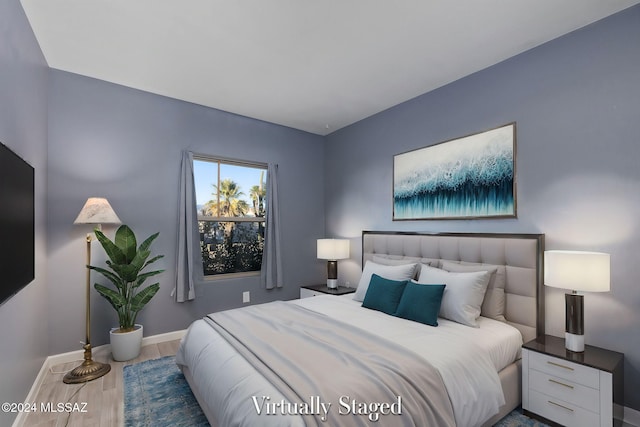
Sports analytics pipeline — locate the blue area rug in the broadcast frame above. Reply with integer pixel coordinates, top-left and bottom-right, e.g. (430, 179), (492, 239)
(494, 408), (551, 427)
(124, 356), (210, 427)
(123, 355), (547, 427)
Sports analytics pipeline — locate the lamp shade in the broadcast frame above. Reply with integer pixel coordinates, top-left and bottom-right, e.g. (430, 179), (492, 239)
(317, 239), (350, 260)
(74, 197), (121, 225)
(544, 250), (610, 292)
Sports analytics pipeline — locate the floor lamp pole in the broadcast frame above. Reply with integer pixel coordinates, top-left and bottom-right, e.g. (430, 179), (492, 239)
(63, 233), (111, 384)
(85, 235), (92, 354)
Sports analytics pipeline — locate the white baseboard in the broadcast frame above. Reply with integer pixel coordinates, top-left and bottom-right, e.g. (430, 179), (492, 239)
(45, 329), (187, 367)
(626, 406), (640, 426)
(12, 329), (186, 427)
(140, 329), (186, 346)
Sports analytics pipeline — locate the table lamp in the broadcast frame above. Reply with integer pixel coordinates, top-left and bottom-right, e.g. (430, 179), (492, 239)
(317, 239), (350, 289)
(544, 250), (610, 352)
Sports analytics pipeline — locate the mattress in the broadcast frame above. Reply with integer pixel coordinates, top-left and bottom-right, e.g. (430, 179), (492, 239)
(176, 294), (523, 427)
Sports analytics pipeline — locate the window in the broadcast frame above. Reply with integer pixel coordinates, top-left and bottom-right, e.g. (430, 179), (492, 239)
(193, 156), (267, 278)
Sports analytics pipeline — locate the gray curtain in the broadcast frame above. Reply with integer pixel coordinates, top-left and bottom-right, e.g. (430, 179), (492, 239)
(174, 150), (199, 301)
(261, 163), (283, 289)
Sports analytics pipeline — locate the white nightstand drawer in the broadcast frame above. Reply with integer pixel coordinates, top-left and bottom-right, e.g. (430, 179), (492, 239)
(529, 389), (599, 427)
(529, 351), (599, 388)
(530, 370), (599, 410)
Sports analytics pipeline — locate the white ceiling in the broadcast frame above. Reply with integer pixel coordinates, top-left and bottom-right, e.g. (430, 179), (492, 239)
(20, 0), (640, 136)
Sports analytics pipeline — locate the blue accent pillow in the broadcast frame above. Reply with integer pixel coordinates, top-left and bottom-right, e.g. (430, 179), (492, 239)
(361, 274), (408, 315)
(394, 282), (446, 326)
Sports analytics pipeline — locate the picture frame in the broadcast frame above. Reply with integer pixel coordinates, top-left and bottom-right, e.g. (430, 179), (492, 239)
(393, 123), (516, 220)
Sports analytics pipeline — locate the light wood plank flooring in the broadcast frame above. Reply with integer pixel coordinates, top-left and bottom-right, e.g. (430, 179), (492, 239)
(19, 339), (181, 427)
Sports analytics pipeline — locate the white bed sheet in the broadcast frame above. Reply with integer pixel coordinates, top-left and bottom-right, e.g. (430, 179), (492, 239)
(176, 294), (523, 427)
(293, 295), (522, 427)
(177, 318), (306, 427)
(297, 294), (523, 373)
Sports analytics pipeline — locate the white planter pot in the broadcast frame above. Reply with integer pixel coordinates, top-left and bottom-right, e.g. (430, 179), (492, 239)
(110, 324), (143, 361)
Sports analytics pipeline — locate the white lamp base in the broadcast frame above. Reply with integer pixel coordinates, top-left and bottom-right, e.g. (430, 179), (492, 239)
(326, 279), (338, 289)
(565, 332), (584, 352)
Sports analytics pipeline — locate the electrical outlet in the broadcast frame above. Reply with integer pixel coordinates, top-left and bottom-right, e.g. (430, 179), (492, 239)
(243, 291), (250, 303)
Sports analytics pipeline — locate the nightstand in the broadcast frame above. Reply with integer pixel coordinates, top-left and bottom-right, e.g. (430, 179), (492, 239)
(300, 284), (356, 299)
(522, 335), (624, 427)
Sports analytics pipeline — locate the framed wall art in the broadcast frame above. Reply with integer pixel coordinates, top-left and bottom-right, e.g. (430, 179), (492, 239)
(393, 122), (516, 220)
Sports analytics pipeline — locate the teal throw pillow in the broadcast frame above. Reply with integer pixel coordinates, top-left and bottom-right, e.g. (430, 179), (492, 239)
(394, 282), (446, 326)
(361, 274), (408, 315)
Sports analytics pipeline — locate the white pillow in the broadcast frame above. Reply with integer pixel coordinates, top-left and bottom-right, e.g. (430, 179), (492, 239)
(415, 264), (491, 327)
(353, 261), (417, 302)
(440, 260), (506, 322)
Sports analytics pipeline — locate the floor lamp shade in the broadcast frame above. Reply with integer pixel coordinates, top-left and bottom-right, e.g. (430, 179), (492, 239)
(317, 239), (350, 289)
(544, 250), (610, 352)
(74, 197), (121, 225)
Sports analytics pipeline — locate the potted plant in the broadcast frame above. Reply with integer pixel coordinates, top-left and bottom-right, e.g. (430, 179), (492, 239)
(89, 225), (164, 361)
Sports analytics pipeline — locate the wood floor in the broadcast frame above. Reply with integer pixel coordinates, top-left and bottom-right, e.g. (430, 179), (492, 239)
(18, 339), (181, 427)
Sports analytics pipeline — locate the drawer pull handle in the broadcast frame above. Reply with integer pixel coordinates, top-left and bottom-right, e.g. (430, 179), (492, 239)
(548, 379), (574, 389)
(548, 401), (574, 412)
(547, 361), (574, 371)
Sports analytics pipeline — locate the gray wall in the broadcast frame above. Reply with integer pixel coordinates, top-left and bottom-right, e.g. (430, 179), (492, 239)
(0, 0), (49, 425)
(325, 6), (640, 410)
(47, 70), (326, 355)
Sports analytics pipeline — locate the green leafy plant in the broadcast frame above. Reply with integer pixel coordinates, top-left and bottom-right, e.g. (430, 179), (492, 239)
(90, 225), (164, 332)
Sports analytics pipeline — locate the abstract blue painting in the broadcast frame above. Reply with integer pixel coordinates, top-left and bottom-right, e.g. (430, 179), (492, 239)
(393, 123), (516, 220)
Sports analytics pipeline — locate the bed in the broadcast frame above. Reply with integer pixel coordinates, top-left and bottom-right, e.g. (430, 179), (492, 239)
(176, 231), (545, 427)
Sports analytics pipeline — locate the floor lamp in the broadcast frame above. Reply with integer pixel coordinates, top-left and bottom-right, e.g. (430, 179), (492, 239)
(63, 197), (121, 384)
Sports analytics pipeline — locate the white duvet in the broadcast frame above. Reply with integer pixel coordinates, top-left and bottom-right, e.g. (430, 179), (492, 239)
(176, 294), (523, 427)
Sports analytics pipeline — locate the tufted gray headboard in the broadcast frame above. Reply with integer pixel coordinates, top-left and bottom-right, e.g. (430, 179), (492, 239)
(362, 231), (545, 343)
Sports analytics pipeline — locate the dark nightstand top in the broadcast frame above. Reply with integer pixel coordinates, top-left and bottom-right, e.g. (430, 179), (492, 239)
(523, 335), (624, 373)
(301, 284), (356, 296)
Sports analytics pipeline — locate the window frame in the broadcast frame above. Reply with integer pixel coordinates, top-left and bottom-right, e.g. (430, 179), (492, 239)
(193, 154), (268, 281)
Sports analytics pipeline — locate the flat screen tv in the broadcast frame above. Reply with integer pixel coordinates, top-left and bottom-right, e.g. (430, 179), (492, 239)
(0, 141), (35, 306)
